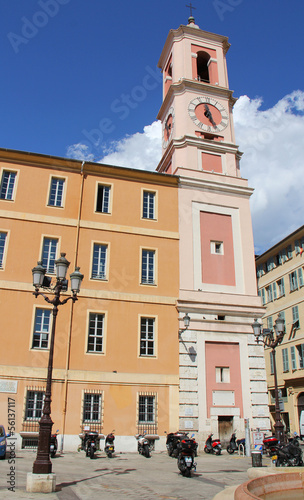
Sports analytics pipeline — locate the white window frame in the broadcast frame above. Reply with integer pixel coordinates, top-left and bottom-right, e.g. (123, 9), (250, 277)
(139, 316), (156, 357)
(32, 307), (51, 349)
(82, 392), (102, 423)
(277, 278), (285, 297)
(210, 241), (224, 255)
(48, 176), (66, 207)
(87, 312), (105, 354)
(41, 237), (58, 274)
(142, 190), (156, 220)
(138, 393), (156, 424)
(289, 271), (298, 292)
(141, 248), (156, 285)
(0, 231), (8, 269)
(95, 183), (112, 214)
(0, 170), (17, 201)
(24, 389), (45, 421)
(91, 242), (108, 280)
(215, 366), (230, 383)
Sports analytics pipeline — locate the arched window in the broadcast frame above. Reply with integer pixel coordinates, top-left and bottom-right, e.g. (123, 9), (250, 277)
(197, 51), (210, 83)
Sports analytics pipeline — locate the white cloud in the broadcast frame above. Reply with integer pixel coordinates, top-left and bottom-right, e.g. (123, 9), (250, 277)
(66, 143), (95, 162)
(233, 90), (304, 254)
(99, 121), (162, 171)
(66, 90), (304, 254)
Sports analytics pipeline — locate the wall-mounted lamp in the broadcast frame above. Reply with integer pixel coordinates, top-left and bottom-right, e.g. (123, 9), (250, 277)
(179, 312), (190, 337)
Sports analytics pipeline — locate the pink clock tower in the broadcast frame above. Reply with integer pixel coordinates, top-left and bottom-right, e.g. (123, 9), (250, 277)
(157, 17), (269, 445)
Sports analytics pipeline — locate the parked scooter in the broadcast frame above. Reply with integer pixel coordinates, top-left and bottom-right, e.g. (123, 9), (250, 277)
(204, 433), (222, 455)
(50, 429), (59, 458)
(226, 432), (245, 455)
(177, 434), (197, 477)
(135, 433), (157, 458)
(104, 430), (115, 458)
(166, 431), (188, 458)
(84, 431), (99, 459)
(263, 435), (279, 456)
(274, 436), (303, 467)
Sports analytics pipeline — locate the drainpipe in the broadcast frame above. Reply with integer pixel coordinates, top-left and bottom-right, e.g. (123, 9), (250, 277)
(61, 161), (86, 452)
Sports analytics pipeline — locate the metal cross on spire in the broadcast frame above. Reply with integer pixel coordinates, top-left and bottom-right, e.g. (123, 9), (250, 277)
(186, 2), (196, 18)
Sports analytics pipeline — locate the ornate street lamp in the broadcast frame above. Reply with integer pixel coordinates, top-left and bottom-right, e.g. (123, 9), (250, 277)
(179, 312), (191, 336)
(31, 253), (83, 475)
(252, 313), (285, 444)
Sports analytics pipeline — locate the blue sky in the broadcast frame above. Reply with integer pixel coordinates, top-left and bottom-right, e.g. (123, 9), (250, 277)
(1, 0), (304, 252)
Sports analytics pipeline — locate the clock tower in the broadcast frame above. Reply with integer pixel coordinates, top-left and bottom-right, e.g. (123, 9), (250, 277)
(157, 18), (269, 445)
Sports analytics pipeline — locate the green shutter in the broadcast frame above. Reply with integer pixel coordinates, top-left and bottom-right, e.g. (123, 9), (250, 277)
(291, 346), (297, 370)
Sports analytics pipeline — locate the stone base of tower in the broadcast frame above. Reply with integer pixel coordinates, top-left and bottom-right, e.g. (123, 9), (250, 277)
(178, 323), (270, 452)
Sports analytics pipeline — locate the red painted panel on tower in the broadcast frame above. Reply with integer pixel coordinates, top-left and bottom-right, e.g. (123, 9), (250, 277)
(201, 152), (222, 173)
(200, 211), (235, 286)
(205, 342), (243, 418)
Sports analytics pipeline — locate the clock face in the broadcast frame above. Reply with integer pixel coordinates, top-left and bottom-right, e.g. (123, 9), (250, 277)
(188, 97), (229, 133)
(162, 107), (175, 148)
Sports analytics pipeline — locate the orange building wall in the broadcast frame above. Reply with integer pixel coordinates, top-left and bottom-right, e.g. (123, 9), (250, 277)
(0, 152), (180, 444)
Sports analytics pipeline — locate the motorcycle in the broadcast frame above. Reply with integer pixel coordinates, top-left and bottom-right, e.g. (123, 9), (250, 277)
(274, 436), (303, 467)
(177, 434), (197, 477)
(263, 435), (279, 456)
(204, 433), (222, 455)
(226, 432), (245, 455)
(50, 429), (59, 458)
(166, 431), (188, 458)
(84, 431), (99, 459)
(104, 430), (115, 458)
(135, 433), (157, 458)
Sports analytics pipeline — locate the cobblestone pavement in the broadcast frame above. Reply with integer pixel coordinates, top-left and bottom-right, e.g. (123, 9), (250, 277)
(0, 449), (270, 499)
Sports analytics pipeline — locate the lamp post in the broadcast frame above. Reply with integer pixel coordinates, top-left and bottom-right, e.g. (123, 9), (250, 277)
(179, 312), (190, 337)
(252, 313), (285, 444)
(31, 253), (83, 474)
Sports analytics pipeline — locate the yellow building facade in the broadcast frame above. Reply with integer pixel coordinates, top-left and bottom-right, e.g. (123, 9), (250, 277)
(0, 149), (180, 451)
(256, 226), (304, 436)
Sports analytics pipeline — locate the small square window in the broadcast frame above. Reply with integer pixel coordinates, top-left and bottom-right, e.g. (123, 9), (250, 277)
(211, 241), (224, 255)
(215, 367), (230, 383)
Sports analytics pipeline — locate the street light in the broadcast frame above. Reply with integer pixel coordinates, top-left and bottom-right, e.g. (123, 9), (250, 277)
(31, 253), (83, 475)
(179, 312), (190, 337)
(252, 313), (285, 444)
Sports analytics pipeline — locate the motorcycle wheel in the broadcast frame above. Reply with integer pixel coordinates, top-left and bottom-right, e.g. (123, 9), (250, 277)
(204, 447), (210, 454)
(215, 448), (221, 455)
(89, 447), (94, 459)
(144, 444), (150, 458)
(276, 458), (287, 467)
(107, 451), (113, 458)
(51, 450), (56, 458)
(167, 444), (173, 456)
(227, 446), (234, 455)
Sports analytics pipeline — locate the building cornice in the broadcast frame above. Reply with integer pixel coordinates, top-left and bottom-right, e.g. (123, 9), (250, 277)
(0, 147), (179, 187)
(178, 172), (253, 198)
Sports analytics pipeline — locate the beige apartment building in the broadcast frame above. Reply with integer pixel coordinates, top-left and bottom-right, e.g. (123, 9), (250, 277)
(256, 225), (304, 435)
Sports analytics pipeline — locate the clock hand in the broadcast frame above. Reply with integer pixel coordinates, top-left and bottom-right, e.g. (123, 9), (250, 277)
(204, 104), (216, 128)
